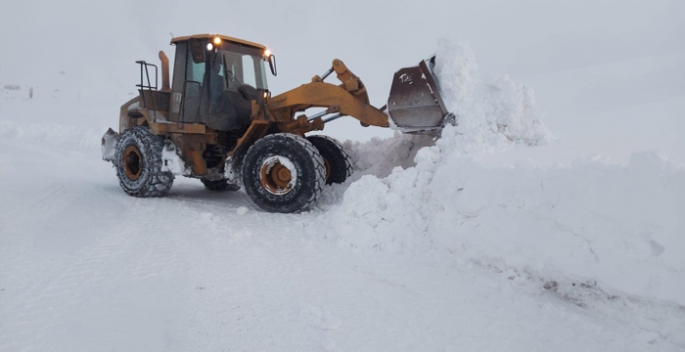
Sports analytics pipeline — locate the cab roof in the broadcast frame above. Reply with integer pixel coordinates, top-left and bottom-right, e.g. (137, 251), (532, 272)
(170, 34), (266, 50)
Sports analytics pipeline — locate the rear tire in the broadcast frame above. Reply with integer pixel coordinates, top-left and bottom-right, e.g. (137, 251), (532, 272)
(115, 127), (174, 197)
(307, 135), (353, 184)
(201, 178), (240, 192)
(241, 133), (326, 213)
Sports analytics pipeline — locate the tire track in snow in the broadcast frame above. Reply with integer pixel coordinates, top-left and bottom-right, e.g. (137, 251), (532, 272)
(0, 199), (148, 351)
(1, 200), (194, 351)
(162, 198), (343, 351)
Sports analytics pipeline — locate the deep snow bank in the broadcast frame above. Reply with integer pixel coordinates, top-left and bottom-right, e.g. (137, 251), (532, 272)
(317, 145), (685, 304)
(312, 39), (684, 305)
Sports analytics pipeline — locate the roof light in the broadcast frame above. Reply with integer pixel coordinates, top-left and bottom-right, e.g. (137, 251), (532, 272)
(213, 37), (222, 45)
(264, 49), (272, 57)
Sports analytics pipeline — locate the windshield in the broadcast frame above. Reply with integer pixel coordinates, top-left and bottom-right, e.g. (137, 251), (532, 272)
(215, 43), (268, 91)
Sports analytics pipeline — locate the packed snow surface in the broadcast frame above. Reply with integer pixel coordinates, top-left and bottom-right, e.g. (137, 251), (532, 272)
(1, 37), (684, 352)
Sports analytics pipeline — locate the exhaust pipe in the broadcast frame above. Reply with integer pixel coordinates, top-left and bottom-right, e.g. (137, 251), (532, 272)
(158, 51), (170, 92)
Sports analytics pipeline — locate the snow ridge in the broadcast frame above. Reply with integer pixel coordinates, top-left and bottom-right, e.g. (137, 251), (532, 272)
(433, 38), (551, 150)
(310, 39), (685, 307)
(0, 119), (100, 152)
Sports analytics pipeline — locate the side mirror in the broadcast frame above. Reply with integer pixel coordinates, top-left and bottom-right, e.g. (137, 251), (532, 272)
(268, 55), (277, 76)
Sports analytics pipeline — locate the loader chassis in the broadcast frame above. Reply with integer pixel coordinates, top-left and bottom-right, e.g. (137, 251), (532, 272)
(103, 33), (452, 213)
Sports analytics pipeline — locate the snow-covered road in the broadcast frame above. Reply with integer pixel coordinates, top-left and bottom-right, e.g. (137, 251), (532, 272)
(1, 128), (684, 351)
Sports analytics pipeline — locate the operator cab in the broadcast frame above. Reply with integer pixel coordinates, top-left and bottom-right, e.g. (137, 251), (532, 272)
(168, 34), (276, 131)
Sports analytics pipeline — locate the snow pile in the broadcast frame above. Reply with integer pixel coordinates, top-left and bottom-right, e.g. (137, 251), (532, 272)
(312, 39), (685, 305)
(341, 133), (435, 178)
(338, 39), (551, 179)
(433, 38), (551, 149)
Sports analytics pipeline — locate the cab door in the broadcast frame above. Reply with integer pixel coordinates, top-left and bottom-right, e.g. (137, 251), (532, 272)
(168, 39), (209, 125)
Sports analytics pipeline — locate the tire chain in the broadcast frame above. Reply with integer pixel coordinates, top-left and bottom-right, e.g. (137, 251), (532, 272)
(115, 127), (174, 197)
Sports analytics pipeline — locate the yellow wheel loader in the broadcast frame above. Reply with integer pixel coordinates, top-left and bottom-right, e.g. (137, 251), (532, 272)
(102, 34), (452, 213)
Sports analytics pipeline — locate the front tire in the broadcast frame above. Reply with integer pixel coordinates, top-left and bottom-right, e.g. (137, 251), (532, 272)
(115, 127), (173, 197)
(241, 133), (326, 213)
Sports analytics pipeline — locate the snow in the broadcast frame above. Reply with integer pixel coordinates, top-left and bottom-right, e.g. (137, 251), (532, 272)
(312, 40), (685, 307)
(2, 1), (685, 351)
(433, 39), (551, 147)
(318, 140), (685, 303)
(161, 142), (188, 175)
(0, 120), (100, 152)
(236, 206), (249, 215)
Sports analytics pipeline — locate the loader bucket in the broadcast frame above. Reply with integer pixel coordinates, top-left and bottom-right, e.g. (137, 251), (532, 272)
(387, 56), (453, 133)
